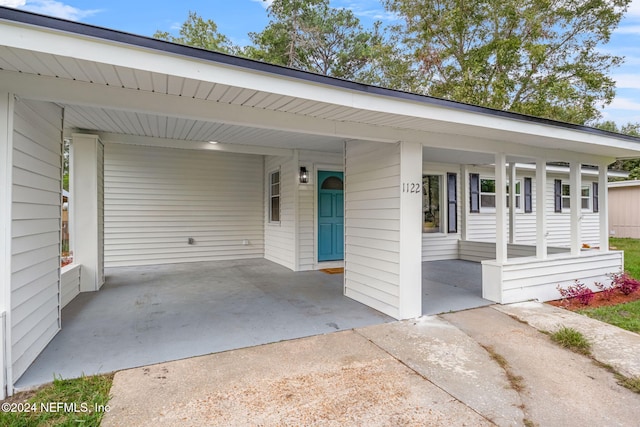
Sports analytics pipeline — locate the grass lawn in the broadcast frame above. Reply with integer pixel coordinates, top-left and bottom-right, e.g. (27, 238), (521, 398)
(578, 300), (640, 333)
(574, 238), (640, 334)
(0, 374), (113, 427)
(610, 237), (640, 279)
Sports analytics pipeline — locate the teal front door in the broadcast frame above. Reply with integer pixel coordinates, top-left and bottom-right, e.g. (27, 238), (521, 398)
(318, 171), (344, 262)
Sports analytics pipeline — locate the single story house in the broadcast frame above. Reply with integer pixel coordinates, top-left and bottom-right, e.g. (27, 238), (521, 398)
(1, 7), (640, 397)
(609, 180), (640, 238)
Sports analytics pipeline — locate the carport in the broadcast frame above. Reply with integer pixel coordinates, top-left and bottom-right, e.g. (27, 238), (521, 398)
(15, 259), (487, 390)
(15, 259), (391, 389)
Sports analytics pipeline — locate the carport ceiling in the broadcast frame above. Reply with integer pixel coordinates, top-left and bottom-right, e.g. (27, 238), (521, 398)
(62, 104), (347, 153)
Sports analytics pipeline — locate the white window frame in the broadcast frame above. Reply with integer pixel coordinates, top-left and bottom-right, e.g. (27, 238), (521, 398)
(479, 177), (497, 213)
(269, 169), (281, 223)
(561, 182), (591, 212)
(506, 180), (522, 212)
(479, 178), (523, 213)
(581, 184), (591, 210)
(422, 174), (444, 233)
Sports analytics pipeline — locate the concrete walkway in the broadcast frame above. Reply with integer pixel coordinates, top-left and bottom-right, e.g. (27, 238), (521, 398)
(102, 303), (640, 426)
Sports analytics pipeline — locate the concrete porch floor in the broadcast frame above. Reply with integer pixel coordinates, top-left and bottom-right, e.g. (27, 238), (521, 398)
(422, 260), (493, 315)
(15, 259), (490, 390)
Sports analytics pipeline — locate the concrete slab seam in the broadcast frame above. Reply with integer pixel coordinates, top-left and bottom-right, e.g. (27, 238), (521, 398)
(352, 326), (498, 426)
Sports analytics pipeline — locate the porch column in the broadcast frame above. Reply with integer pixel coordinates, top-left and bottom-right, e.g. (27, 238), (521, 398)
(398, 141), (423, 319)
(536, 159), (548, 259)
(0, 92), (14, 400)
(570, 161), (582, 256)
(343, 140), (422, 320)
(71, 133), (105, 292)
(598, 161), (609, 251)
(495, 153), (507, 263)
(460, 164), (469, 241)
(508, 162), (516, 244)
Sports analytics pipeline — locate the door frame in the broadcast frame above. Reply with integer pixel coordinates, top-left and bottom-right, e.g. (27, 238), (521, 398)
(313, 164), (344, 269)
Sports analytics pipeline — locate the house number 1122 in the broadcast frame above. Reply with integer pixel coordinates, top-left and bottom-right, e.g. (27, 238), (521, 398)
(402, 182), (421, 193)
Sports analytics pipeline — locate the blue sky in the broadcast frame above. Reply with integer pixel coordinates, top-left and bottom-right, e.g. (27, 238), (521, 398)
(1, 0), (639, 126)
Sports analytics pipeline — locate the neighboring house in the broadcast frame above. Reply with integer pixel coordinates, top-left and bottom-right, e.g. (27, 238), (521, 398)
(1, 7), (640, 397)
(609, 180), (640, 238)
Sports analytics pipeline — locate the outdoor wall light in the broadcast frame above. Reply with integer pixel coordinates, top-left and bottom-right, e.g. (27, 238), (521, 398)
(299, 166), (309, 184)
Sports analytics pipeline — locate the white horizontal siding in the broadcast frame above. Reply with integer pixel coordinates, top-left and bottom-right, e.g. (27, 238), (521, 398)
(297, 150), (343, 271)
(545, 174), (600, 247)
(422, 234), (460, 261)
(465, 167), (601, 247)
(344, 141), (401, 318)
(11, 99), (62, 382)
(483, 251), (623, 304)
(60, 264), (81, 308)
(264, 155), (295, 270)
(104, 143), (264, 267)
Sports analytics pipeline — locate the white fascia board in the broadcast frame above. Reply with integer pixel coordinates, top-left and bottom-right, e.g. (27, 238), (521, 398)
(514, 163), (628, 177)
(608, 179), (640, 188)
(2, 20), (640, 155)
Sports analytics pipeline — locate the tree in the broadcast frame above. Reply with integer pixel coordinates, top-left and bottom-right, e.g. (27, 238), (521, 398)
(384, 0), (631, 124)
(599, 121), (640, 180)
(153, 11), (236, 54)
(244, 0), (398, 82)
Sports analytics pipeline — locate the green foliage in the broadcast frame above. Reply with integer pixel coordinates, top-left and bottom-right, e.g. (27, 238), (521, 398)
(601, 123), (640, 180)
(153, 11), (237, 54)
(550, 326), (591, 355)
(610, 238), (640, 279)
(0, 374), (113, 427)
(578, 300), (640, 333)
(244, 0), (404, 83)
(384, 0), (631, 124)
(62, 138), (69, 191)
(617, 375), (640, 393)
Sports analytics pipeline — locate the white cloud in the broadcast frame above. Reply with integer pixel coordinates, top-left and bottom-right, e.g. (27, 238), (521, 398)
(340, 0), (399, 21)
(251, 0), (272, 9)
(0, 0), (26, 7)
(627, 0), (640, 18)
(616, 24), (640, 34)
(614, 74), (640, 89)
(607, 97), (640, 111)
(1, 0), (100, 21)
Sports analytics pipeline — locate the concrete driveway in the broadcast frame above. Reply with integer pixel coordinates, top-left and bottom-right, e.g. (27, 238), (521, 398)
(102, 303), (640, 426)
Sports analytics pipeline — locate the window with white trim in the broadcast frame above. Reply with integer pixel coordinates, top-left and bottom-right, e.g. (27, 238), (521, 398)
(472, 177), (523, 213)
(559, 182), (590, 211)
(480, 178), (496, 210)
(581, 185), (591, 210)
(423, 175), (442, 232)
(506, 180), (522, 210)
(269, 169), (280, 223)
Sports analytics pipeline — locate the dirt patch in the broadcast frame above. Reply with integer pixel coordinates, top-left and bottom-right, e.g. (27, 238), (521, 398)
(547, 288), (640, 311)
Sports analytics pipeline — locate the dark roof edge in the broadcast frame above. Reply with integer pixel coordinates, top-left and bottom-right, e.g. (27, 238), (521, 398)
(1, 6), (639, 144)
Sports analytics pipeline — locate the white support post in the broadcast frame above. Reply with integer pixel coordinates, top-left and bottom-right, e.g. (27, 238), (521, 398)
(508, 162), (516, 244)
(0, 92), (14, 399)
(599, 161), (609, 251)
(398, 141), (423, 319)
(460, 164), (469, 242)
(570, 161), (582, 256)
(71, 134), (103, 292)
(495, 153), (508, 263)
(536, 159), (547, 259)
